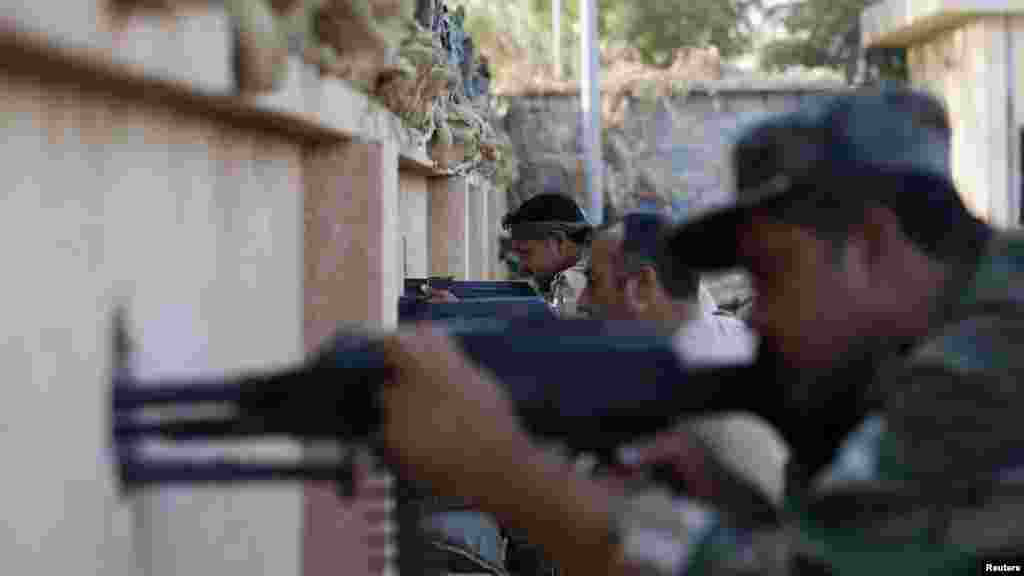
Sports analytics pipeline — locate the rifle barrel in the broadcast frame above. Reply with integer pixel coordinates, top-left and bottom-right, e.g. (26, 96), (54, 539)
(118, 460), (345, 486)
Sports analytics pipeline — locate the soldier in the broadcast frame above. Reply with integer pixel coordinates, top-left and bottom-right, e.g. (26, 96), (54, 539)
(430, 193), (592, 318)
(578, 212), (788, 515)
(376, 87), (1024, 574)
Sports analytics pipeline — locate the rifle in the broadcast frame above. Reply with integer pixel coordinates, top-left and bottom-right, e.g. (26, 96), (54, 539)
(111, 311), (769, 491)
(397, 295), (554, 323)
(403, 277), (538, 299)
(110, 299), (780, 575)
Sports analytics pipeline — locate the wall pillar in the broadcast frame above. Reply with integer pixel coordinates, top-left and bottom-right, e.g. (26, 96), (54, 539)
(428, 176), (470, 279)
(488, 187), (509, 280)
(302, 139), (400, 576)
(467, 176), (490, 280)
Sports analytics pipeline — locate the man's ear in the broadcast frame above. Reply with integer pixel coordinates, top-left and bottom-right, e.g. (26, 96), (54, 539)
(549, 232), (569, 255)
(623, 275), (645, 313)
(858, 203), (902, 271)
(624, 265), (659, 311)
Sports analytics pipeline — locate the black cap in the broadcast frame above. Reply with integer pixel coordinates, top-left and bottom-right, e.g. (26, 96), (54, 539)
(666, 87), (953, 271)
(503, 193), (591, 240)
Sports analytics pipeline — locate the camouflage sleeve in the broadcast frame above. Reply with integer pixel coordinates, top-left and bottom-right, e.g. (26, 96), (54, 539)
(753, 314), (1024, 575)
(612, 488), (791, 576)
(612, 489), (723, 576)
(794, 367), (1017, 573)
(876, 313), (1024, 483)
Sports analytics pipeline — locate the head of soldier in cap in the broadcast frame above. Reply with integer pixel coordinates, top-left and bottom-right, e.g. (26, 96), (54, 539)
(502, 193), (592, 289)
(580, 212), (702, 326)
(667, 87), (991, 380)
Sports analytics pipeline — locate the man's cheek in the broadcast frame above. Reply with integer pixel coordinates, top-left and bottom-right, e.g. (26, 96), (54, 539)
(757, 304), (806, 363)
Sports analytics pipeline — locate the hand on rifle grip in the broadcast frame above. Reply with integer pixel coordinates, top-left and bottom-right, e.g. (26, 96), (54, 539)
(375, 325), (532, 505)
(423, 287), (459, 303)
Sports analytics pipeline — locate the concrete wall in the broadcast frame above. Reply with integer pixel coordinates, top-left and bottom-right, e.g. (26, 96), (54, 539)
(429, 178), (471, 280)
(467, 175), (492, 280)
(504, 89), (841, 218)
(502, 89), (844, 305)
(0, 49), (487, 576)
(0, 72), (303, 575)
(401, 175), (431, 279)
(488, 178), (509, 280)
(907, 15), (1024, 227)
(0, 2), (502, 574)
(303, 138), (402, 576)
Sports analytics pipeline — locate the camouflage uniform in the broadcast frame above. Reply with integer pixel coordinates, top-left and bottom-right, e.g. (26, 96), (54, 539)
(788, 230), (1024, 573)
(615, 89), (1024, 575)
(613, 232), (1024, 576)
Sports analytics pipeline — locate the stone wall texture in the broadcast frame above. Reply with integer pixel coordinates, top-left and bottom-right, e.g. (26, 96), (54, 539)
(503, 88), (841, 220)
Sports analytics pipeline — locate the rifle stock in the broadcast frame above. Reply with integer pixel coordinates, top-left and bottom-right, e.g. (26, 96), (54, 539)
(114, 321), (738, 438)
(403, 278), (538, 299)
(113, 317), (765, 479)
(111, 307), (780, 576)
(113, 285), (787, 530)
(397, 295), (554, 323)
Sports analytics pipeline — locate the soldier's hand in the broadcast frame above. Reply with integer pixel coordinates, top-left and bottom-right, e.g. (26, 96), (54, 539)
(425, 288), (459, 303)
(617, 427), (719, 502)
(378, 324), (532, 500)
(618, 424), (780, 526)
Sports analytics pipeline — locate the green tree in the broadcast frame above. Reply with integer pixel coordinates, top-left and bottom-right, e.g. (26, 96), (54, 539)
(760, 0), (907, 82)
(527, 0), (758, 67)
(616, 0), (760, 65)
(526, 0), (625, 40)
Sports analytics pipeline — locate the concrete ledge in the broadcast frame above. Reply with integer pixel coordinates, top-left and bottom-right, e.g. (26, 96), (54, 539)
(245, 55), (438, 170)
(862, 0), (1024, 47)
(497, 77), (847, 98)
(0, 0), (446, 174)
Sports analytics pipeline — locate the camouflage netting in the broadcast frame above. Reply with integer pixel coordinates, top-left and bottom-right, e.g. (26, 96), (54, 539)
(495, 44), (724, 128)
(495, 42), (844, 128)
(287, 0), (516, 181)
(117, 0), (516, 185)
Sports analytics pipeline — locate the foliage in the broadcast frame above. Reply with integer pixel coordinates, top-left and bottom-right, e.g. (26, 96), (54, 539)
(455, 0), (757, 78)
(760, 0), (908, 83)
(525, 0), (757, 67)
(525, 0), (624, 39)
(613, 0), (759, 65)
(760, 36), (827, 70)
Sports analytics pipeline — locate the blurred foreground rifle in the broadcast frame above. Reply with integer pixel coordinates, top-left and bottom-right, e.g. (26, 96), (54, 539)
(398, 295), (553, 324)
(111, 306), (774, 521)
(403, 277), (538, 299)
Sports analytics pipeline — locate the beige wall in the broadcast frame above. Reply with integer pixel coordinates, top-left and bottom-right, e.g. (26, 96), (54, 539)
(400, 175), (430, 279)
(0, 3), (502, 575)
(1011, 16), (1024, 226)
(907, 15), (1022, 227)
(429, 177), (471, 279)
(302, 139), (402, 576)
(0, 72), (303, 575)
(489, 187), (509, 280)
(467, 175), (490, 280)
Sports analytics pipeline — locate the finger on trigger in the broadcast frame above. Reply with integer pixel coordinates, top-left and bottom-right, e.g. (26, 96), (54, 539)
(618, 432), (682, 468)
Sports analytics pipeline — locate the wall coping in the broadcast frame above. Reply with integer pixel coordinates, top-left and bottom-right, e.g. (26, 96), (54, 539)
(0, 1), (452, 175)
(862, 0), (1024, 47)
(499, 79), (846, 99)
